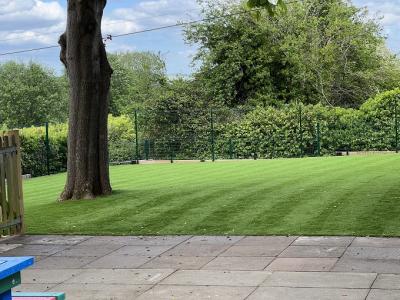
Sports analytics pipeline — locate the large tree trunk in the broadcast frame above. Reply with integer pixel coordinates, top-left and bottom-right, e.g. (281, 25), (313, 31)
(58, 0), (112, 201)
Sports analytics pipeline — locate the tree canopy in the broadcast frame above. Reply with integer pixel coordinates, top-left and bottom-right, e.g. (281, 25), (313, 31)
(246, 0), (287, 15)
(108, 51), (167, 116)
(0, 61), (68, 128)
(186, 0), (400, 108)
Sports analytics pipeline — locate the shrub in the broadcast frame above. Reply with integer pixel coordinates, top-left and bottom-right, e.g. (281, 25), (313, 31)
(218, 89), (400, 158)
(19, 115), (135, 176)
(20, 123), (68, 176)
(13, 88), (400, 176)
(108, 115), (135, 162)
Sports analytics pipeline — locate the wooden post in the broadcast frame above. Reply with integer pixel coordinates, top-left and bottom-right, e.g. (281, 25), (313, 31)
(0, 131), (24, 235)
(11, 131), (24, 234)
(0, 134), (8, 236)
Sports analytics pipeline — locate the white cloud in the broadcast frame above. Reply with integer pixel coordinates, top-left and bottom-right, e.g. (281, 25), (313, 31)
(102, 17), (141, 36)
(0, 0), (35, 15)
(0, 0), (65, 45)
(0, 0), (201, 47)
(0, 0), (64, 31)
(109, 0), (200, 29)
(355, 0), (400, 26)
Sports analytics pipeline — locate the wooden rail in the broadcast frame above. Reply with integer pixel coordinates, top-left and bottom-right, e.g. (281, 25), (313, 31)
(0, 131), (24, 235)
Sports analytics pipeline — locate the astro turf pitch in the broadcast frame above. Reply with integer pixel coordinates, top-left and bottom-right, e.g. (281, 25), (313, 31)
(23, 155), (400, 236)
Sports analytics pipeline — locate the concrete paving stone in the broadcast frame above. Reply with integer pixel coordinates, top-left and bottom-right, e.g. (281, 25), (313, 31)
(367, 289), (400, 300)
(48, 283), (152, 300)
(1, 244), (68, 256)
(0, 244), (22, 252)
(53, 244), (122, 257)
(266, 258), (338, 272)
(140, 256), (214, 270)
(13, 283), (55, 293)
(248, 287), (369, 300)
(184, 236), (244, 245)
(21, 269), (82, 284)
(112, 245), (174, 256)
(352, 237), (400, 248)
(220, 245), (286, 257)
(372, 274), (400, 289)
(293, 236), (354, 247)
(343, 247), (400, 260)
(0, 235), (91, 245)
(66, 268), (175, 285)
(202, 256), (274, 271)
(79, 235), (191, 246)
(163, 244), (231, 257)
(332, 258), (400, 274)
(236, 236), (297, 247)
(84, 254), (153, 269)
(22, 235), (91, 245)
(159, 270), (271, 286)
(31, 256), (98, 269)
(262, 272), (376, 288)
(279, 246), (346, 258)
(137, 285), (255, 300)
(0, 235), (49, 244)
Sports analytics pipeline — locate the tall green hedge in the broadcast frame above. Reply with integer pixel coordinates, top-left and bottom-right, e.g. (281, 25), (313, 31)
(20, 115), (134, 177)
(218, 88), (400, 159)
(16, 88), (400, 176)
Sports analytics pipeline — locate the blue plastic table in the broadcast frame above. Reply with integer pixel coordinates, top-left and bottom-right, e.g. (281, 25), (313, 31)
(0, 257), (34, 300)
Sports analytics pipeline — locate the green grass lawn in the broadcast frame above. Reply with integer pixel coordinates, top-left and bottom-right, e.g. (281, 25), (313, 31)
(24, 155), (400, 236)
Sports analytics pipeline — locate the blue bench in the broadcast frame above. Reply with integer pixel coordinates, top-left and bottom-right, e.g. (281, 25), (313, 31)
(0, 257), (33, 300)
(0, 257), (65, 300)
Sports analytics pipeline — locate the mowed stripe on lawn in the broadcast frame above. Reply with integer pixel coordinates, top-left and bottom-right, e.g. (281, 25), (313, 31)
(23, 155), (400, 236)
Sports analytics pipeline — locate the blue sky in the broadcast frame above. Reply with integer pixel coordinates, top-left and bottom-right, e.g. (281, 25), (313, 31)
(0, 0), (399, 76)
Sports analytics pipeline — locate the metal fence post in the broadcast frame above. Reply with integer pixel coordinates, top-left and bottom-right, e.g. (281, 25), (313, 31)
(210, 109), (215, 162)
(229, 138), (234, 159)
(134, 110), (139, 163)
(144, 140), (150, 160)
(45, 122), (50, 175)
(316, 121), (321, 157)
(169, 139), (174, 163)
(299, 104), (303, 157)
(395, 98), (399, 153)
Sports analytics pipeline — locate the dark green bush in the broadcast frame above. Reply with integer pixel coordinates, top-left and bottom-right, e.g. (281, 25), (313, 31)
(17, 88), (400, 176)
(218, 88), (400, 158)
(20, 115), (135, 176)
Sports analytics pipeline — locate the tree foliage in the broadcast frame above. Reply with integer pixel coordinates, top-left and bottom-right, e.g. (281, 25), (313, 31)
(108, 51), (167, 116)
(0, 62), (68, 128)
(246, 0), (287, 15)
(186, 0), (400, 108)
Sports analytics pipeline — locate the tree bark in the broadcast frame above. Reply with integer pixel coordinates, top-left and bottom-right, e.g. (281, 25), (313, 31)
(58, 0), (112, 200)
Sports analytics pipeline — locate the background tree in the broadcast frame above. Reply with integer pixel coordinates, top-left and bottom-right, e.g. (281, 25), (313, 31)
(108, 51), (167, 116)
(186, 0), (400, 108)
(58, 0), (112, 200)
(246, 0), (287, 15)
(0, 62), (68, 128)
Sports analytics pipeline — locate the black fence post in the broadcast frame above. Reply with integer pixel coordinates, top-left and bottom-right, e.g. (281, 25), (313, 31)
(299, 104), (303, 157)
(316, 121), (321, 157)
(395, 98), (399, 153)
(45, 122), (50, 175)
(210, 109), (215, 162)
(169, 139), (174, 163)
(229, 138), (234, 159)
(144, 140), (150, 160)
(134, 110), (139, 163)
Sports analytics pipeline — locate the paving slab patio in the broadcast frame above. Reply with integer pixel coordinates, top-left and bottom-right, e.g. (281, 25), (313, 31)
(1, 235), (400, 299)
